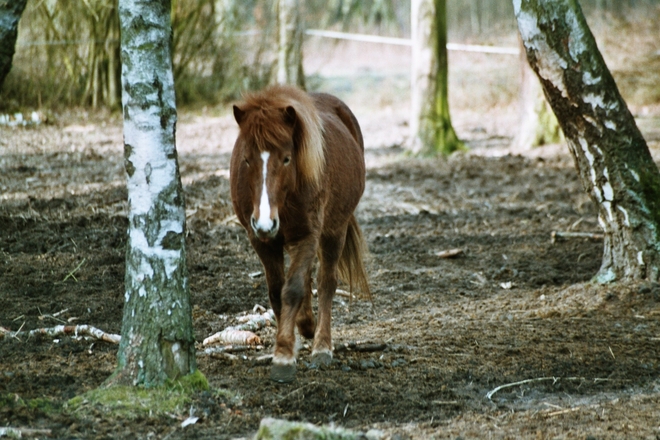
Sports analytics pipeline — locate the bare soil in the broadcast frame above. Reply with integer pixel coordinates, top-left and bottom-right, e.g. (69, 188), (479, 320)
(1, 99), (659, 440)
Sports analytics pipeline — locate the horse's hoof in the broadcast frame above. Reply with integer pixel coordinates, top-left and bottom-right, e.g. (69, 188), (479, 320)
(311, 351), (333, 367)
(271, 362), (296, 383)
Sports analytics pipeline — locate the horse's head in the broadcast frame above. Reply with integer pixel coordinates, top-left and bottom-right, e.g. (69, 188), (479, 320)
(231, 86), (325, 242)
(233, 104), (297, 241)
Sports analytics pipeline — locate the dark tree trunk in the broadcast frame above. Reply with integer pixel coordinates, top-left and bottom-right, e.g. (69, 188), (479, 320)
(0, 0), (28, 89)
(108, 0), (196, 387)
(514, 0), (660, 282)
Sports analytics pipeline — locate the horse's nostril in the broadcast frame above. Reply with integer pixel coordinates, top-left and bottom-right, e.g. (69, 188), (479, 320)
(250, 215), (258, 231)
(272, 217), (279, 232)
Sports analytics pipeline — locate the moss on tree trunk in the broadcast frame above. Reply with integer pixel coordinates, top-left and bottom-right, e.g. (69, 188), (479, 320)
(410, 0), (463, 156)
(514, 0), (660, 282)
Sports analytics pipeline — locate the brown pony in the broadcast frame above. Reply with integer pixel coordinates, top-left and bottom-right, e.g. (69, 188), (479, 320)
(230, 85), (370, 382)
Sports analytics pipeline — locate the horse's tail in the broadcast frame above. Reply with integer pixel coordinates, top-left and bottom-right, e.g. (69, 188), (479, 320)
(338, 214), (371, 300)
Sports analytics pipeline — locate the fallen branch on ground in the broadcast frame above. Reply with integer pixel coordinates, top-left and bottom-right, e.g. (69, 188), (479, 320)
(334, 341), (387, 353)
(200, 344), (267, 361)
(0, 324), (120, 344)
(551, 231), (603, 243)
(0, 427), (52, 437)
(434, 248), (464, 258)
(203, 309), (275, 346)
(201, 344), (259, 355)
(203, 329), (261, 346)
(486, 376), (608, 400)
(234, 309), (275, 331)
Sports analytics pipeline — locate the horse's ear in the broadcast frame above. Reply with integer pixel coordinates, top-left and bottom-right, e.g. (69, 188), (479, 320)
(283, 106), (297, 127)
(233, 105), (246, 125)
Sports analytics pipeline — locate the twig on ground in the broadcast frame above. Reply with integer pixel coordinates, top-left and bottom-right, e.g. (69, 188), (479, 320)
(252, 354), (273, 365)
(220, 214), (240, 226)
(207, 351), (239, 361)
(431, 400), (459, 405)
(434, 248), (464, 258)
(487, 377), (559, 399)
(0, 324), (121, 344)
(312, 288), (352, 299)
(0, 427), (53, 437)
(545, 406), (582, 417)
(551, 231), (603, 243)
(486, 376), (610, 400)
(200, 344), (257, 356)
(38, 307), (69, 323)
(62, 258), (87, 282)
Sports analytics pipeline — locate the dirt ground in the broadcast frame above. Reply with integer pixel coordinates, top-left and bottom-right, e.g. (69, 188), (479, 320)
(1, 98), (659, 439)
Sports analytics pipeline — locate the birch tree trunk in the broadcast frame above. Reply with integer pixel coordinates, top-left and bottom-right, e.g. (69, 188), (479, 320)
(0, 0), (28, 89)
(109, 0), (196, 387)
(514, 0), (660, 282)
(410, 0), (462, 156)
(276, 0), (305, 88)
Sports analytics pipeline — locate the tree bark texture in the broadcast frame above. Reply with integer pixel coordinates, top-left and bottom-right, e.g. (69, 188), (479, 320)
(0, 0), (27, 89)
(514, 0), (660, 282)
(276, 0), (305, 88)
(410, 0), (462, 156)
(111, 0), (196, 387)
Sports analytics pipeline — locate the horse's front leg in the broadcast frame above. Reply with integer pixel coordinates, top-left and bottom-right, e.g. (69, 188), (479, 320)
(250, 239), (285, 325)
(271, 238), (317, 383)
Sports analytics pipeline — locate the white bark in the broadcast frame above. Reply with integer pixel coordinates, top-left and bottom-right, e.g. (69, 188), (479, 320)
(112, 0), (196, 387)
(276, 0), (305, 88)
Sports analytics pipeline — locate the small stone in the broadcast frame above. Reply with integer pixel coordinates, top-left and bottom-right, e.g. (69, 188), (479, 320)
(360, 359), (376, 370)
(365, 428), (385, 440)
(638, 283), (652, 294)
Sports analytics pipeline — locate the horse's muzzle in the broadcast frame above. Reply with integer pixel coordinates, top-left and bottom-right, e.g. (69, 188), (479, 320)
(250, 214), (279, 241)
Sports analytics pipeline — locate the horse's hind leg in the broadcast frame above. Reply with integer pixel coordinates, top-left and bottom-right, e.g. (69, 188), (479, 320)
(311, 233), (345, 366)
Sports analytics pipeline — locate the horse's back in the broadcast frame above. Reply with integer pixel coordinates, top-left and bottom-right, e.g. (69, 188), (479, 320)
(311, 93), (364, 151)
(306, 92), (365, 235)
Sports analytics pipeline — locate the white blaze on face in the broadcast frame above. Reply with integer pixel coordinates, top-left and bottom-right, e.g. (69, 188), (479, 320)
(256, 151), (274, 231)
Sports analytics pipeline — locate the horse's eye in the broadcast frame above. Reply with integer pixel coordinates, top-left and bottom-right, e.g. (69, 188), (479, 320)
(283, 156), (291, 165)
(244, 158), (249, 167)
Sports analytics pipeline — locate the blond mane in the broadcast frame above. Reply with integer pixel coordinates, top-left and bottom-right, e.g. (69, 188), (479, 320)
(237, 85), (325, 188)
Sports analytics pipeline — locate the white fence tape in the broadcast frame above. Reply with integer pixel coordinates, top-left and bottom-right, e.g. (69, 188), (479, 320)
(305, 29), (519, 55)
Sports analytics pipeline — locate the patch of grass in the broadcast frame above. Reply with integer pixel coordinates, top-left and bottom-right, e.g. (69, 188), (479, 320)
(66, 370), (209, 420)
(0, 393), (59, 414)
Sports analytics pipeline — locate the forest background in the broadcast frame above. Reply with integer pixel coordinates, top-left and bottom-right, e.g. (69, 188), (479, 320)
(3, 0), (660, 114)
